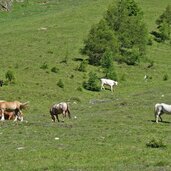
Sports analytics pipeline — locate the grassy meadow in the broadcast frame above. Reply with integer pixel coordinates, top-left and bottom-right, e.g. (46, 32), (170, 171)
(0, 0), (171, 170)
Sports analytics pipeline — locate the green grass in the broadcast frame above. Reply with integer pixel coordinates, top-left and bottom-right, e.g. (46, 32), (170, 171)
(0, 0), (171, 170)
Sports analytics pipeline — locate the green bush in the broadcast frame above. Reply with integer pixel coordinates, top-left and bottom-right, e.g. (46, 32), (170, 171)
(77, 86), (83, 92)
(78, 60), (88, 72)
(101, 51), (118, 80)
(57, 79), (64, 88)
(40, 62), (48, 70)
(163, 73), (169, 81)
(5, 70), (15, 83)
(146, 138), (166, 148)
(83, 72), (100, 91)
(51, 67), (59, 73)
(120, 74), (126, 81)
(155, 5), (171, 42)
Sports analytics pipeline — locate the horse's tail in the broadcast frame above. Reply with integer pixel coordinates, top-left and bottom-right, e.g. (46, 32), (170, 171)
(154, 103), (160, 115)
(20, 101), (29, 110)
(67, 104), (71, 118)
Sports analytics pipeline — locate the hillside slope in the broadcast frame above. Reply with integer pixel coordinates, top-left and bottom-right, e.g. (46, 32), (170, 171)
(0, 0), (171, 170)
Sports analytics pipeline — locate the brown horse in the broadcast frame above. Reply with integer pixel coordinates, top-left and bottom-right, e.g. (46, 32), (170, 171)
(4, 110), (15, 120)
(50, 102), (71, 122)
(0, 101), (29, 121)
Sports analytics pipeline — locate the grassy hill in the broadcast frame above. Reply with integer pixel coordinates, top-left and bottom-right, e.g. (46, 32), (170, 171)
(0, 0), (171, 170)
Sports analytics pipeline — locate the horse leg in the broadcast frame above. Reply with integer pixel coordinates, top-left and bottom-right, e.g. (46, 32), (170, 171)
(159, 114), (163, 122)
(56, 115), (60, 122)
(1, 109), (5, 121)
(14, 115), (18, 122)
(14, 109), (23, 122)
(19, 110), (24, 122)
(159, 112), (163, 122)
(111, 85), (113, 92)
(61, 112), (65, 122)
(14, 109), (19, 122)
(67, 109), (71, 119)
(8, 113), (13, 120)
(155, 109), (161, 123)
(101, 83), (105, 90)
(51, 114), (55, 122)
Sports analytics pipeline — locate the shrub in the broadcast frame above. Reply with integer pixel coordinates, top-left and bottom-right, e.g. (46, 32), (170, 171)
(57, 79), (64, 88)
(101, 50), (118, 80)
(77, 86), (83, 92)
(100, 50), (114, 68)
(61, 51), (69, 64)
(121, 47), (140, 65)
(83, 72), (100, 91)
(70, 74), (74, 79)
(147, 60), (154, 68)
(78, 60), (88, 72)
(163, 73), (169, 81)
(155, 5), (171, 42)
(40, 62), (48, 70)
(51, 67), (59, 73)
(5, 70), (15, 83)
(120, 74), (126, 81)
(104, 66), (118, 80)
(146, 138), (166, 148)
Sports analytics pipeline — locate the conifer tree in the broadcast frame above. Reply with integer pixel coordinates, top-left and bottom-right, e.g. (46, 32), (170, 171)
(81, 20), (119, 66)
(81, 0), (148, 66)
(101, 51), (117, 80)
(156, 5), (171, 41)
(105, 0), (148, 65)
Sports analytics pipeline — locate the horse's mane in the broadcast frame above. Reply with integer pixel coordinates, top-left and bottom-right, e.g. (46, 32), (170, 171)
(20, 101), (29, 110)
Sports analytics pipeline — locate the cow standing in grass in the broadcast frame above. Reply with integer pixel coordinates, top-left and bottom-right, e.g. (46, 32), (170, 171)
(50, 102), (71, 122)
(101, 78), (118, 92)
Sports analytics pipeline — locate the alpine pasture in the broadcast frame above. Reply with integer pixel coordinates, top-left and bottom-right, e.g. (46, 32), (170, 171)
(0, 0), (171, 170)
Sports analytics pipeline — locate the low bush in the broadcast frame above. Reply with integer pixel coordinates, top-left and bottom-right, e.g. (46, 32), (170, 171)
(51, 67), (59, 73)
(57, 79), (64, 88)
(146, 137), (166, 148)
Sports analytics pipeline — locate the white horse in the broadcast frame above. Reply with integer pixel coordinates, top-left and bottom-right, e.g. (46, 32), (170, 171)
(50, 102), (71, 122)
(154, 103), (171, 123)
(101, 78), (118, 92)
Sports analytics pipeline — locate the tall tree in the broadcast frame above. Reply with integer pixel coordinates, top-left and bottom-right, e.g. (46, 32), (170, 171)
(81, 0), (148, 66)
(105, 0), (148, 65)
(100, 50), (117, 80)
(156, 5), (171, 42)
(81, 20), (119, 66)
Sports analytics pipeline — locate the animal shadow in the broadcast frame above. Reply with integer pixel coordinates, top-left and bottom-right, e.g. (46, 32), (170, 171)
(150, 120), (171, 124)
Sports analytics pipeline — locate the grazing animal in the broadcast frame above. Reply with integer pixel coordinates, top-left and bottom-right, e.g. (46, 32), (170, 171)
(154, 103), (171, 123)
(3, 110), (15, 120)
(0, 101), (29, 121)
(50, 102), (71, 122)
(101, 78), (118, 92)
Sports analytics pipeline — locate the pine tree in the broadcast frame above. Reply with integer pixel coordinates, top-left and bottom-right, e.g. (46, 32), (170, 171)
(156, 5), (171, 41)
(81, 0), (148, 66)
(105, 0), (148, 65)
(81, 20), (119, 66)
(101, 51), (117, 80)
(83, 72), (100, 91)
